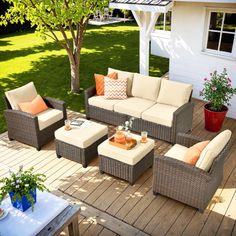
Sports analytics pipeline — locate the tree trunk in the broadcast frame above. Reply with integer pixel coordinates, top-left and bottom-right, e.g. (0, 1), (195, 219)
(70, 59), (80, 93)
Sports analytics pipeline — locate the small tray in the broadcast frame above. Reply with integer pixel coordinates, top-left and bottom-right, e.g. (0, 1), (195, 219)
(109, 137), (137, 150)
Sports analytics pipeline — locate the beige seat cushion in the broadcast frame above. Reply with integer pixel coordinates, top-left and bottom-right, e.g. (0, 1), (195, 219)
(142, 103), (178, 127)
(5, 82), (38, 110)
(131, 73), (162, 101)
(55, 120), (108, 148)
(157, 80), (192, 107)
(165, 144), (188, 161)
(108, 68), (134, 96)
(114, 97), (156, 118)
(37, 108), (63, 130)
(98, 133), (155, 165)
(88, 96), (123, 111)
(196, 130), (232, 171)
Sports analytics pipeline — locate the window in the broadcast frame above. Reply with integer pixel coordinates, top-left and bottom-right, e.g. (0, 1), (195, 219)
(205, 11), (236, 56)
(155, 11), (171, 31)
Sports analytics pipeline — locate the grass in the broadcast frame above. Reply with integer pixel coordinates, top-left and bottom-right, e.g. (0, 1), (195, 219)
(0, 22), (169, 134)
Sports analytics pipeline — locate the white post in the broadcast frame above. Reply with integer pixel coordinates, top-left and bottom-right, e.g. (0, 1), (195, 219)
(132, 11), (161, 75)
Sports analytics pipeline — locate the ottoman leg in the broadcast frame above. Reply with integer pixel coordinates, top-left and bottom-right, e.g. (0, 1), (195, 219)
(82, 163), (88, 168)
(100, 170), (104, 174)
(57, 153), (62, 158)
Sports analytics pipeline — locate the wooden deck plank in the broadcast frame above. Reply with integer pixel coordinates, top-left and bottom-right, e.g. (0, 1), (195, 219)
(98, 228), (117, 236)
(216, 191), (236, 236)
(83, 223), (103, 236)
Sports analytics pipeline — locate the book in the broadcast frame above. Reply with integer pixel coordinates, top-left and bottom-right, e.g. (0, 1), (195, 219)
(70, 119), (85, 126)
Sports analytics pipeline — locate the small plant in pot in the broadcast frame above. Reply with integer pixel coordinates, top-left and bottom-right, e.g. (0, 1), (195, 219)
(200, 68), (236, 132)
(0, 166), (48, 212)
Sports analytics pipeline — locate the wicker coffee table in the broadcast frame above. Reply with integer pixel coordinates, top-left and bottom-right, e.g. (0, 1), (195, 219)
(98, 133), (155, 184)
(55, 119), (108, 168)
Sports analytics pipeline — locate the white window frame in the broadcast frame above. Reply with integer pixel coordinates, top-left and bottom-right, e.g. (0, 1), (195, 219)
(155, 11), (171, 31)
(203, 8), (236, 59)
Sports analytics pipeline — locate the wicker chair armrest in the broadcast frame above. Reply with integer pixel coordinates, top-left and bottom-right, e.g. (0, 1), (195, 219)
(176, 133), (203, 147)
(85, 86), (96, 100)
(43, 97), (65, 110)
(4, 109), (39, 130)
(153, 154), (211, 182)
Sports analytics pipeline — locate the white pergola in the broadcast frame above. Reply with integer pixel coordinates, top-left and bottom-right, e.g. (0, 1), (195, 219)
(109, 0), (173, 75)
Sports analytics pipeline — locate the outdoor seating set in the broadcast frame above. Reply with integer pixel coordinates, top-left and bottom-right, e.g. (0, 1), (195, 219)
(3, 74), (232, 212)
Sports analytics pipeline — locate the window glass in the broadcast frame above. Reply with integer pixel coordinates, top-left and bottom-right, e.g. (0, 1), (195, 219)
(220, 33), (234, 52)
(209, 12), (223, 31)
(207, 32), (220, 50)
(155, 11), (171, 31)
(223, 13), (236, 32)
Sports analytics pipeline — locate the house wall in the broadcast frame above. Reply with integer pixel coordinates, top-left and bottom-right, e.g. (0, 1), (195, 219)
(169, 2), (236, 118)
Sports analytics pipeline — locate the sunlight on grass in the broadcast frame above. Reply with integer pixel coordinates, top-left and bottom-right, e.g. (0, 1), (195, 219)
(0, 23), (169, 134)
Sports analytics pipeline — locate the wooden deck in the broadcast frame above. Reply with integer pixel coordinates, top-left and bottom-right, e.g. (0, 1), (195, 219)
(0, 98), (236, 236)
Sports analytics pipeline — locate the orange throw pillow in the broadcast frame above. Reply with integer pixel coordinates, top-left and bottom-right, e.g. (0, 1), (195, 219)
(18, 95), (48, 115)
(183, 141), (210, 166)
(94, 72), (118, 96)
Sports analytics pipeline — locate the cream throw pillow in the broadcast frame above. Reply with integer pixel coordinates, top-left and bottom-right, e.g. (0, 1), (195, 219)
(156, 80), (192, 107)
(108, 68), (134, 96)
(131, 73), (162, 101)
(196, 130), (232, 171)
(5, 82), (38, 110)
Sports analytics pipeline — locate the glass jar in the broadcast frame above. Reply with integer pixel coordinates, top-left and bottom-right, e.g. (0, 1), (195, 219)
(114, 126), (126, 144)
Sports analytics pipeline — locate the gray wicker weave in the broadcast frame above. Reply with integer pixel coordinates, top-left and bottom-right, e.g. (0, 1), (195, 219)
(99, 149), (154, 185)
(152, 133), (232, 212)
(4, 96), (67, 151)
(85, 86), (194, 143)
(55, 135), (107, 168)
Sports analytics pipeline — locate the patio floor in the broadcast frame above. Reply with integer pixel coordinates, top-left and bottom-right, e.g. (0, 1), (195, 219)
(0, 98), (236, 236)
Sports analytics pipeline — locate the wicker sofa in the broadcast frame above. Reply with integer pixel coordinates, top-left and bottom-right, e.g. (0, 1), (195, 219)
(4, 82), (67, 150)
(85, 68), (194, 143)
(152, 131), (232, 212)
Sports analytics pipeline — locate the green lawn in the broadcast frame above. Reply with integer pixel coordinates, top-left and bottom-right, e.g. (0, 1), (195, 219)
(0, 22), (169, 134)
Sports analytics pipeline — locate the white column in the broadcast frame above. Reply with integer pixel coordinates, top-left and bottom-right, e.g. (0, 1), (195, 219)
(132, 11), (161, 75)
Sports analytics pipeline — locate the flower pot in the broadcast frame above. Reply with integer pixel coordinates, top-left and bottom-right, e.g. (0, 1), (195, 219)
(9, 188), (37, 212)
(204, 104), (228, 132)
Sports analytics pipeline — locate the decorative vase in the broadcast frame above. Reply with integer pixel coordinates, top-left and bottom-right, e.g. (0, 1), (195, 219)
(114, 129), (126, 144)
(9, 188), (37, 212)
(204, 104), (228, 132)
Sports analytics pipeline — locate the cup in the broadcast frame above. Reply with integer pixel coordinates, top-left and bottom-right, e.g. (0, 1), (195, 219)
(126, 131), (132, 144)
(64, 119), (71, 131)
(141, 131), (148, 143)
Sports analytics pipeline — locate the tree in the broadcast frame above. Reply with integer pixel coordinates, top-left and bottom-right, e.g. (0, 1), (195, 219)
(0, 0), (108, 92)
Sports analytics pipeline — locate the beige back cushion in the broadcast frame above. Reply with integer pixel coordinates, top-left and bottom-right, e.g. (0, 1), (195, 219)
(156, 80), (192, 107)
(131, 73), (162, 101)
(5, 82), (38, 110)
(196, 130), (232, 171)
(108, 68), (134, 96)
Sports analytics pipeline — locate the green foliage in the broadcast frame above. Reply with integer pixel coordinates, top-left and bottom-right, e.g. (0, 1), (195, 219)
(200, 69), (236, 111)
(0, 166), (48, 210)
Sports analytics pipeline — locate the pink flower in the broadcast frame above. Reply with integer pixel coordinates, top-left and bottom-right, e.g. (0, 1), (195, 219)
(212, 86), (217, 91)
(228, 78), (231, 82)
(204, 78), (208, 81)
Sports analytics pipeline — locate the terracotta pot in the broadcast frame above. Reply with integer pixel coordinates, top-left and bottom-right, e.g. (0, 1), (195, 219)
(204, 104), (228, 132)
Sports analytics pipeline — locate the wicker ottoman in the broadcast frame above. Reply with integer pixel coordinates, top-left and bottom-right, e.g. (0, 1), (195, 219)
(55, 120), (108, 168)
(98, 133), (155, 184)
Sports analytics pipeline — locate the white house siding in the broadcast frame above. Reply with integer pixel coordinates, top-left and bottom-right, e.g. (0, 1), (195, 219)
(169, 2), (236, 118)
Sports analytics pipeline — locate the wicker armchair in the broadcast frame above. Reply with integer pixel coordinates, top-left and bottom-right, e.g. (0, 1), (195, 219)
(4, 95), (67, 151)
(152, 132), (232, 212)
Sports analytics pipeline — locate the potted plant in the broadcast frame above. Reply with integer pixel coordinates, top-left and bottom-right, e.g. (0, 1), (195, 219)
(200, 69), (236, 132)
(0, 166), (48, 212)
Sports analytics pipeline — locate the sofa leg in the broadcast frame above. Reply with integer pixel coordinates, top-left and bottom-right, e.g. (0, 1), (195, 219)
(9, 137), (14, 141)
(100, 170), (104, 174)
(36, 147), (41, 151)
(82, 163), (88, 168)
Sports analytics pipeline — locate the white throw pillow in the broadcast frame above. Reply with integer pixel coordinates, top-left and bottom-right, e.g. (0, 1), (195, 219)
(196, 130), (232, 171)
(104, 77), (127, 100)
(108, 68), (134, 96)
(156, 80), (192, 107)
(131, 73), (162, 101)
(5, 82), (38, 110)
